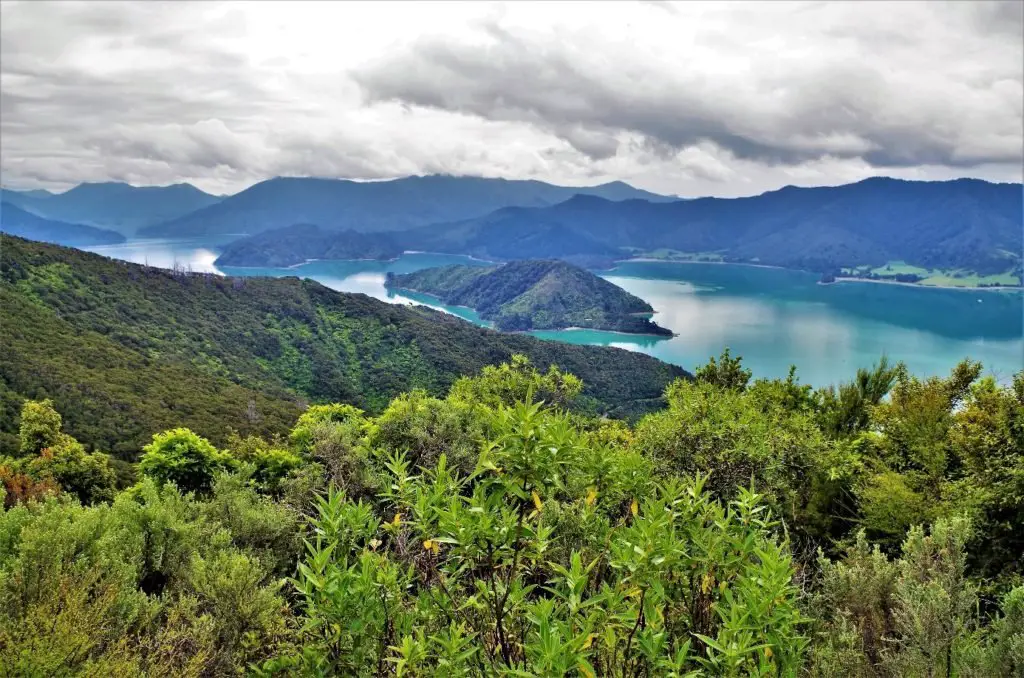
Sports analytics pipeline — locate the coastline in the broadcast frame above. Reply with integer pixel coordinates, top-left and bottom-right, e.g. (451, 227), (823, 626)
(617, 256), (1022, 291)
(824, 276), (1022, 292)
(387, 285), (674, 338)
(533, 326), (676, 339)
(616, 257), (790, 272)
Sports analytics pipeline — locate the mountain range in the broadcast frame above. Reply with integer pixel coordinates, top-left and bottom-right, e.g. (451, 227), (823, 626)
(1, 182), (222, 234)
(4, 175), (1020, 277)
(138, 175), (674, 237)
(400, 177), (1023, 274)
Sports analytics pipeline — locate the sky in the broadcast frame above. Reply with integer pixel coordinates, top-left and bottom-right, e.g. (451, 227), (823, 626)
(1, 0), (1021, 197)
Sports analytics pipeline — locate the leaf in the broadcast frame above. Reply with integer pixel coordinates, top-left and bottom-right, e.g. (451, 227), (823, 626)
(532, 490), (543, 512)
(392, 513), (402, 526)
(630, 499), (639, 517)
(585, 487), (597, 506)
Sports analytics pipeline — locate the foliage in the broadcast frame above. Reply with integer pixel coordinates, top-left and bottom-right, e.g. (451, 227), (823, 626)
(1, 236), (684, 456)
(264, 401), (809, 675)
(1, 399), (117, 505)
(140, 428), (236, 495)
(0, 350), (1021, 675)
(809, 518), (1024, 677)
(387, 260), (673, 335)
(0, 478), (297, 675)
(216, 223), (402, 267)
(694, 347), (753, 391)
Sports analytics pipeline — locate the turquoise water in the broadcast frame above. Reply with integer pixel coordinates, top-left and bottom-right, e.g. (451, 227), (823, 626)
(85, 240), (1023, 387)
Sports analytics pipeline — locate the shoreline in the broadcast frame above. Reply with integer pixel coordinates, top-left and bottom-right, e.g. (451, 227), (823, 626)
(388, 285), (674, 338)
(530, 326), (676, 339)
(825, 276), (1022, 292)
(617, 256), (1021, 291)
(616, 257), (790, 272)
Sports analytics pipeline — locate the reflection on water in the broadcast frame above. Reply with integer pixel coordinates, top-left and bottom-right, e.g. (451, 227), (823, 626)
(86, 238), (1024, 387)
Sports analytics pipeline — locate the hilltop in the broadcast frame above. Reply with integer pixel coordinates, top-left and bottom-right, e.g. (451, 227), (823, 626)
(386, 259), (673, 335)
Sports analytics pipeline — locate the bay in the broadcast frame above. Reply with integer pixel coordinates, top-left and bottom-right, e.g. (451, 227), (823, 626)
(85, 238), (1024, 387)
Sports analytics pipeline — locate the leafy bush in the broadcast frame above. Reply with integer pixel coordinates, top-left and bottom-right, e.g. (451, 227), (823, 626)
(139, 428), (236, 494)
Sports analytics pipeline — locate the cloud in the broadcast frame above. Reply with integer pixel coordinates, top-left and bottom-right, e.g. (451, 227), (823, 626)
(0, 0), (1020, 197)
(353, 2), (1023, 169)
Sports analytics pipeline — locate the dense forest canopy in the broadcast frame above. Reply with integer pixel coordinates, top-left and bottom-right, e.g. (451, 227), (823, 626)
(215, 224), (404, 268)
(1, 350), (1021, 676)
(0, 236), (684, 457)
(386, 260), (673, 334)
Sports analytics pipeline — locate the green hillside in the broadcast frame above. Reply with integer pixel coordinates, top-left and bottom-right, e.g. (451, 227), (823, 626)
(0, 237), (684, 455)
(214, 223), (404, 267)
(386, 260), (673, 334)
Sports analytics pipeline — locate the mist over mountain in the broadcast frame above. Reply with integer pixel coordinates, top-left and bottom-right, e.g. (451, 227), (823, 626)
(0, 201), (125, 247)
(138, 174), (675, 238)
(2, 182), (222, 234)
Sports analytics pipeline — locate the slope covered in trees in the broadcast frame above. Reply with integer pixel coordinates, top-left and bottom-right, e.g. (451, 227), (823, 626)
(402, 177), (1023, 277)
(1, 351), (1020, 676)
(139, 175), (673, 238)
(215, 223), (404, 267)
(0, 202), (126, 247)
(0, 236), (684, 456)
(386, 260), (673, 334)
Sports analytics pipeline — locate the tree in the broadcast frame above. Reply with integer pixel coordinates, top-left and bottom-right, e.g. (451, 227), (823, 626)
(695, 347), (752, 391)
(18, 399), (63, 456)
(139, 428), (235, 494)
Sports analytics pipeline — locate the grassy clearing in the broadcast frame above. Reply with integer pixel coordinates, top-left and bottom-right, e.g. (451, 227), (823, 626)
(919, 271), (1022, 287)
(870, 260), (931, 276)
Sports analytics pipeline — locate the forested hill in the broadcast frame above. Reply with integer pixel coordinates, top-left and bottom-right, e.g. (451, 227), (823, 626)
(0, 236), (685, 455)
(387, 260), (673, 334)
(403, 177), (1023, 274)
(214, 223), (403, 267)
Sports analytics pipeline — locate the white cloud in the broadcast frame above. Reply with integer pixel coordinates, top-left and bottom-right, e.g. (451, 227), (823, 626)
(1, 0), (1020, 197)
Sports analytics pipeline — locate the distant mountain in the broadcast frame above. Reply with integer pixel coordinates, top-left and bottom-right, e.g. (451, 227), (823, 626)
(139, 174), (675, 238)
(403, 178), (1023, 275)
(0, 202), (125, 247)
(1, 187), (55, 200)
(215, 223), (403, 267)
(386, 259), (673, 335)
(2, 182), (222, 234)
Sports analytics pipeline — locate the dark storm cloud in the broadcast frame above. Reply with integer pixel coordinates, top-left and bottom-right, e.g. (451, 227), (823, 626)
(353, 2), (1023, 168)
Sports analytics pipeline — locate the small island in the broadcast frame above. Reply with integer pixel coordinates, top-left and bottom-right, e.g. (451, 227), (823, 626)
(385, 259), (674, 335)
(215, 223), (403, 267)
